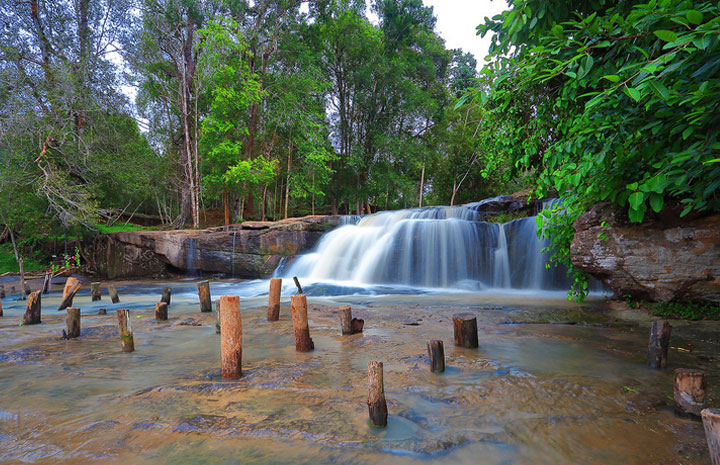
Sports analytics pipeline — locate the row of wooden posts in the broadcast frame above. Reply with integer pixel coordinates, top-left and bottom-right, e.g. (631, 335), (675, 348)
(6, 277), (720, 460)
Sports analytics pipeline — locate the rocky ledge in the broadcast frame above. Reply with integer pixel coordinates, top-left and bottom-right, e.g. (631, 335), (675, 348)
(84, 216), (340, 279)
(571, 203), (720, 303)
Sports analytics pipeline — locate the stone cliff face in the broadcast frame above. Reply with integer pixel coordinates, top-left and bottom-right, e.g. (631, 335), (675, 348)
(84, 216), (340, 279)
(571, 203), (720, 303)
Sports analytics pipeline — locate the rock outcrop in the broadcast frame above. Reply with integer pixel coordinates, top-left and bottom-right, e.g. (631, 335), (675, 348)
(571, 203), (720, 302)
(84, 216), (340, 279)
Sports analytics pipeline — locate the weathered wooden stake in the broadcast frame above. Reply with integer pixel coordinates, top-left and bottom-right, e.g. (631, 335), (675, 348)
(23, 290), (42, 325)
(98, 308), (107, 315)
(155, 302), (168, 321)
(91, 282), (101, 301)
(58, 278), (81, 311)
(339, 305), (353, 334)
(427, 340), (445, 373)
(702, 408), (720, 465)
(215, 301), (221, 334)
(290, 294), (314, 351)
(674, 368), (706, 417)
(648, 320), (672, 369)
(367, 361), (388, 427)
(108, 284), (120, 304)
(197, 280), (212, 312)
(293, 276), (303, 294)
(117, 309), (134, 352)
(0, 297), (3, 317)
(267, 278), (282, 321)
(65, 307), (81, 338)
(42, 272), (52, 294)
(219, 295), (242, 379)
(19, 257), (27, 300)
(0, 284), (5, 298)
(161, 287), (171, 305)
(453, 313), (479, 348)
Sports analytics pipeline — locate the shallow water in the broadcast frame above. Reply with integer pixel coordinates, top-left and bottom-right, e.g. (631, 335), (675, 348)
(0, 278), (717, 464)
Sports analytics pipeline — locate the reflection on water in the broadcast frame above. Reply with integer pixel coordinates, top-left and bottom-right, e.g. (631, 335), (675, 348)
(0, 279), (716, 464)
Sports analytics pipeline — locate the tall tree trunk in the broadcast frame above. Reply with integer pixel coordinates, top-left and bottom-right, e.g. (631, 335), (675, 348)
(284, 139), (292, 219)
(418, 158), (425, 208)
(224, 190), (230, 226)
(261, 184), (267, 221)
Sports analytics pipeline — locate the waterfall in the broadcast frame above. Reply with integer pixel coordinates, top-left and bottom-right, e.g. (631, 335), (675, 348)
(230, 231), (237, 277)
(282, 200), (585, 291)
(186, 237), (196, 275)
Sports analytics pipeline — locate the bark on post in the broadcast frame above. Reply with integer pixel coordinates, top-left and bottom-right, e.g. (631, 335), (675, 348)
(267, 278), (282, 321)
(340, 305), (352, 334)
(108, 284), (120, 304)
(161, 287), (171, 305)
(91, 282), (101, 301)
(23, 290), (42, 325)
(648, 320), (672, 369)
(155, 302), (168, 321)
(219, 295), (242, 379)
(58, 278), (81, 311)
(367, 361), (388, 427)
(42, 272), (51, 295)
(702, 409), (720, 465)
(197, 280), (212, 313)
(453, 313), (479, 348)
(117, 309), (134, 352)
(427, 340), (445, 373)
(290, 294), (314, 352)
(65, 307), (81, 338)
(674, 368), (707, 417)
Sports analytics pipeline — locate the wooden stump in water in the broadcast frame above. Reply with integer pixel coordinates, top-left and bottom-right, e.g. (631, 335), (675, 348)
(219, 296), (242, 379)
(161, 287), (171, 305)
(197, 280), (212, 313)
(42, 272), (52, 294)
(674, 368), (706, 417)
(155, 302), (168, 321)
(58, 277), (81, 311)
(351, 318), (364, 334)
(293, 276), (303, 294)
(267, 278), (282, 321)
(427, 340), (445, 373)
(0, 284), (5, 298)
(0, 297), (3, 317)
(91, 282), (101, 301)
(23, 290), (42, 325)
(19, 257), (27, 300)
(108, 284), (120, 304)
(453, 313), (478, 348)
(702, 409), (720, 465)
(648, 320), (672, 369)
(291, 294), (314, 352)
(339, 305), (353, 334)
(117, 309), (134, 352)
(65, 307), (81, 338)
(367, 361), (388, 427)
(98, 308), (107, 315)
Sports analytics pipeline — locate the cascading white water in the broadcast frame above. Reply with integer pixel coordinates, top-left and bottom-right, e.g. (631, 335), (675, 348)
(283, 200), (579, 291)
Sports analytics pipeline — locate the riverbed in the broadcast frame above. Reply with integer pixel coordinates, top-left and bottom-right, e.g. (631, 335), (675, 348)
(0, 278), (717, 464)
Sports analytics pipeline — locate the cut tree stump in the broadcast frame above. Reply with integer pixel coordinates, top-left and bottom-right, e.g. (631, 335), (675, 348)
(453, 313), (478, 348)
(197, 280), (212, 313)
(117, 309), (134, 352)
(58, 277), (81, 311)
(648, 320), (672, 369)
(367, 361), (388, 427)
(702, 409), (720, 465)
(291, 294), (314, 352)
(340, 305), (353, 334)
(427, 340), (445, 373)
(267, 278), (282, 321)
(674, 368), (706, 417)
(0, 284), (5, 298)
(98, 308), (107, 315)
(161, 287), (171, 305)
(219, 295), (242, 379)
(23, 290), (42, 325)
(351, 318), (364, 334)
(42, 272), (52, 294)
(108, 284), (120, 304)
(155, 302), (168, 321)
(65, 307), (81, 338)
(0, 297), (3, 317)
(19, 257), (27, 300)
(91, 282), (101, 301)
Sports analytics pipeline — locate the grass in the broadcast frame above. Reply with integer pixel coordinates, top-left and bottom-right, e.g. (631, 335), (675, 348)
(94, 223), (154, 234)
(650, 300), (720, 321)
(0, 243), (46, 274)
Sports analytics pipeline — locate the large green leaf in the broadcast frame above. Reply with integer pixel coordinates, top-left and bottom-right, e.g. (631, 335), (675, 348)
(653, 30), (678, 42)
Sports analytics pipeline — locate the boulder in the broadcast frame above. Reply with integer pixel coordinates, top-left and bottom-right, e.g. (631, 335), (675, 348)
(571, 203), (720, 302)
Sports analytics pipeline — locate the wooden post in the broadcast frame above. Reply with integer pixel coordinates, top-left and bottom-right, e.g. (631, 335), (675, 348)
(117, 309), (134, 352)
(58, 277), (81, 311)
(0, 284), (5, 298)
(219, 295), (242, 379)
(108, 284), (120, 304)
(702, 409), (720, 465)
(65, 307), (81, 338)
(197, 280), (212, 313)
(267, 278), (282, 321)
(215, 301), (221, 334)
(155, 302), (168, 321)
(161, 287), (171, 305)
(293, 276), (303, 294)
(674, 368), (706, 417)
(453, 313), (478, 348)
(427, 340), (445, 373)
(91, 282), (101, 301)
(367, 361), (388, 427)
(42, 272), (51, 294)
(648, 320), (672, 369)
(23, 290), (42, 325)
(339, 305), (352, 334)
(98, 308), (107, 315)
(19, 257), (27, 299)
(351, 318), (364, 334)
(290, 294), (314, 351)
(0, 297), (3, 317)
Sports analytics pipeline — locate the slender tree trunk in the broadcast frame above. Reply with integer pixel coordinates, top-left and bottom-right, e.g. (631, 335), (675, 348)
(284, 139), (292, 220)
(261, 184), (267, 221)
(223, 190), (230, 227)
(418, 158), (425, 208)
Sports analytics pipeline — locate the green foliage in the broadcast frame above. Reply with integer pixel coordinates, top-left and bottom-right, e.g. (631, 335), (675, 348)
(0, 244), (44, 274)
(650, 300), (720, 320)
